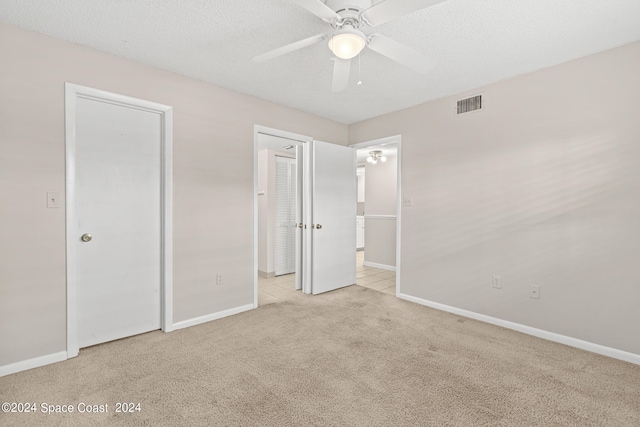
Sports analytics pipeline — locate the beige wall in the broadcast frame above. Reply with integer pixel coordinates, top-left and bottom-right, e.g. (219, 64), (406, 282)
(350, 41), (640, 355)
(364, 218), (396, 268)
(364, 153), (397, 267)
(364, 153), (397, 216)
(2, 19), (639, 370)
(0, 23), (347, 367)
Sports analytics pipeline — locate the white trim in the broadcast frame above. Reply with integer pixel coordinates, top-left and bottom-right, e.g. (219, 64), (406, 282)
(65, 84), (78, 357)
(363, 261), (396, 271)
(350, 135), (400, 149)
(363, 215), (397, 220)
(396, 139), (402, 297)
(258, 270), (276, 279)
(162, 108), (174, 332)
(65, 83), (174, 354)
(398, 293), (640, 366)
(253, 125), (313, 306)
(349, 135), (402, 297)
(172, 304), (254, 331)
(302, 141), (313, 294)
(0, 351), (67, 377)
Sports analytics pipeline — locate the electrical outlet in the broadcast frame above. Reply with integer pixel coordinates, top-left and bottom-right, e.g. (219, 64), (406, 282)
(402, 196), (413, 208)
(529, 284), (540, 299)
(216, 274), (223, 286)
(492, 275), (501, 289)
(47, 192), (61, 208)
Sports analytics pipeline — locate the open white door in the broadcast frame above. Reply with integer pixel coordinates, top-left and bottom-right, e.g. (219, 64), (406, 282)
(295, 145), (304, 291)
(309, 141), (357, 294)
(253, 127), (358, 302)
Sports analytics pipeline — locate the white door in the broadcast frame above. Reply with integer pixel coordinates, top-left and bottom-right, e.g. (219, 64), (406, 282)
(275, 156), (296, 276)
(309, 141), (357, 294)
(295, 145), (304, 291)
(75, 95), (162, 348)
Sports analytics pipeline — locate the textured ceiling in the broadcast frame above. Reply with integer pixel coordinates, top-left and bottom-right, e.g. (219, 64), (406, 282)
(2, 0), (640, 124)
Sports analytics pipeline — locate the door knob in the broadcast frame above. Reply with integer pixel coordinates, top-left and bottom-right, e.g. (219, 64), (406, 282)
(81, 234), (92, 242)
(298, 223), (303, 228)
(315, 224), (322, 229)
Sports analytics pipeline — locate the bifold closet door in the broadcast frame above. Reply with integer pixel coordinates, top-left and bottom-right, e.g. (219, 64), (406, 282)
(275, 156), (296, 276)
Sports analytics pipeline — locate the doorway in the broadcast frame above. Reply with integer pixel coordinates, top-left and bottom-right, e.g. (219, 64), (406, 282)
(65, 83), (173, 357)
(256, 132), (302, 305)
(350, 136), (402, 297)
(253, 126), (357, 306)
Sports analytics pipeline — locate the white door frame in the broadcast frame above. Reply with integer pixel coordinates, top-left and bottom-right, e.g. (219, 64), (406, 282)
(253, 125), (313, 307)
(349, 135), (402, 296)
(65, 83), (174, 358)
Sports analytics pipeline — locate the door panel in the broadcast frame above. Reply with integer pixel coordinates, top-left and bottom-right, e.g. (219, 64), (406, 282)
(76, 97), (161, 348)
(289, 160), (297, 275)
(310, 141), (357, 294)
(295, 146), (304, 291)
(275, 156), (296, 275)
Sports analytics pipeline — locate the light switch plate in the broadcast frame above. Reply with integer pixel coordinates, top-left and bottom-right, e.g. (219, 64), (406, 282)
(47, 192), (61, 208)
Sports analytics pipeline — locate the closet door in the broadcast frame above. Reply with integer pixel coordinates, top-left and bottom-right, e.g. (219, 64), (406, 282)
(275, 156), (296, 275)
(288, 159), (297, 273)
(74, 93), (162, 348)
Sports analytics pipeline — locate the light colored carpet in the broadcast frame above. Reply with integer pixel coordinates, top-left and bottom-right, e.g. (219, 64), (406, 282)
(1, 285), (639, 426)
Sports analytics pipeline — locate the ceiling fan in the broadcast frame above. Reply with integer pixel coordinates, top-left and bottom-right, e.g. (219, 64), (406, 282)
(253, 0), (444, 92)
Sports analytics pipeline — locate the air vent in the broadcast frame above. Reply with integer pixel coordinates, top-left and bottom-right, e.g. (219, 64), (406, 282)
(456, 95), (483, 115)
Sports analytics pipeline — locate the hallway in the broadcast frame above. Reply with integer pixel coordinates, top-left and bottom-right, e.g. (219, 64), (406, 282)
(258, 251), (396, 306)
(355, 251), (396, 295)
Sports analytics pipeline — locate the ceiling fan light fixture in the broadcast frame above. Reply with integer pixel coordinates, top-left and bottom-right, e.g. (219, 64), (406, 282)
(328, 29), (366, 59)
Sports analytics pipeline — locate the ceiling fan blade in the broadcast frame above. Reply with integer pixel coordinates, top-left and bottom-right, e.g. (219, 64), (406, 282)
(331, 58), (351, 93)
(253, 32), (328, 63)
(361, 0), (445, 27)
(291, 0), (341, 22)
(367, 34), (436, 75)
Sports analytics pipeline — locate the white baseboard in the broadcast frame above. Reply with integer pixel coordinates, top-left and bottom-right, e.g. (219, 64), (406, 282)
(0, 351), (67, 377)
(258, 270), (275, 279)
(363, 261), (396, 272)
(398, 293), (640, 366)
(172, 303), (254, 331)
(1, 304), (256, 377)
